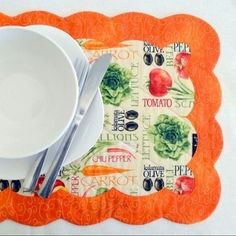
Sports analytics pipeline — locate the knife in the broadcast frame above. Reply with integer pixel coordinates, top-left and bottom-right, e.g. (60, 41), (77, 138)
(38, 54), (112, 198)
(23, 57), (90, 193)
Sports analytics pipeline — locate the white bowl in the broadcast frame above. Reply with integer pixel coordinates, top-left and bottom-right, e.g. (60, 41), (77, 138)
(0, 26), (78, 158)
(0, 25), (104, 179)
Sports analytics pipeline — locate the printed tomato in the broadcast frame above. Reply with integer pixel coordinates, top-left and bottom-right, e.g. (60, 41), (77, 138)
(174, 52), (191, 79)
(148, 68), (172, 97)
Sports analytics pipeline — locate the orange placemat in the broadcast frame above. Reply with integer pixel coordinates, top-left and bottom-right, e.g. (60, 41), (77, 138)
(0, 12), (222, 226)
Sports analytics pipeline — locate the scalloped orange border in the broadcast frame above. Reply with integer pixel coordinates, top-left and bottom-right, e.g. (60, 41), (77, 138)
(0, 11), (222, 226)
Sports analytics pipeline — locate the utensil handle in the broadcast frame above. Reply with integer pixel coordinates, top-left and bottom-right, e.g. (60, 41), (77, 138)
(38, 122), (79, 198)
(22, 150), (48, 192)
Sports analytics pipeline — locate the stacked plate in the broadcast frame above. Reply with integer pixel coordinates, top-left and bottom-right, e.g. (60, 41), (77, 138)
(0, 26), (104, 180)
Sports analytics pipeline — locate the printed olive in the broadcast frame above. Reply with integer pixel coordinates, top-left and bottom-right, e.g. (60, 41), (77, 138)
(124, 121), (138, 131)
(154, 178), (164, 191)
(192, 133), (198, 157)
(154, 53), (164, 66)
(11, 180), (21, 192)
(0, 180), (9, 191)
(125, 110), (139, 120)
(143, 178), (153, 191)
(143, 53), (153, 65)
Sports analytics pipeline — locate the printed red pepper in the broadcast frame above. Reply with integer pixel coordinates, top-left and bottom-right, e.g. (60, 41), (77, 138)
(107, 147), (136, 159)
(174, 176), (195, 195)
(34, 176), (66, 195)
(174, 52), (191, 79)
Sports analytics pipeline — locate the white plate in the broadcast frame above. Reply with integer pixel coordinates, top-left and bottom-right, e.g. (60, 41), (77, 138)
(0, 25), (104, 179)
(27, 25), (89, 89)
(0, 26), (78, 158)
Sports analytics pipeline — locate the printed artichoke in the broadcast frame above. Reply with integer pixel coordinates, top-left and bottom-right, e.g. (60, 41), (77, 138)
(100, 63), (132, 106)
(149, 114), (191, 160)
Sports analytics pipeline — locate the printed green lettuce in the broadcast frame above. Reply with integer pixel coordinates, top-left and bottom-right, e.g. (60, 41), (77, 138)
(100, 63), (132, 106)
(149, 114), (191, 160)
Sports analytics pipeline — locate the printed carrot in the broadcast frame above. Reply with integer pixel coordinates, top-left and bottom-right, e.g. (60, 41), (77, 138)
(107, 147), (136, 159)
(82, 39), (129, 50)
(81, 165), (131, 176)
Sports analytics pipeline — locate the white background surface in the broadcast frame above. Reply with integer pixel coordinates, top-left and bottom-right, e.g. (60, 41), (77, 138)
(0, 0), (236, 235)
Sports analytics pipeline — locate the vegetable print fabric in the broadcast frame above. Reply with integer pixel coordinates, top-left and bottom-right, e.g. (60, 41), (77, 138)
(0, 11), (222, 226)
(60, 40), (196, 197)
